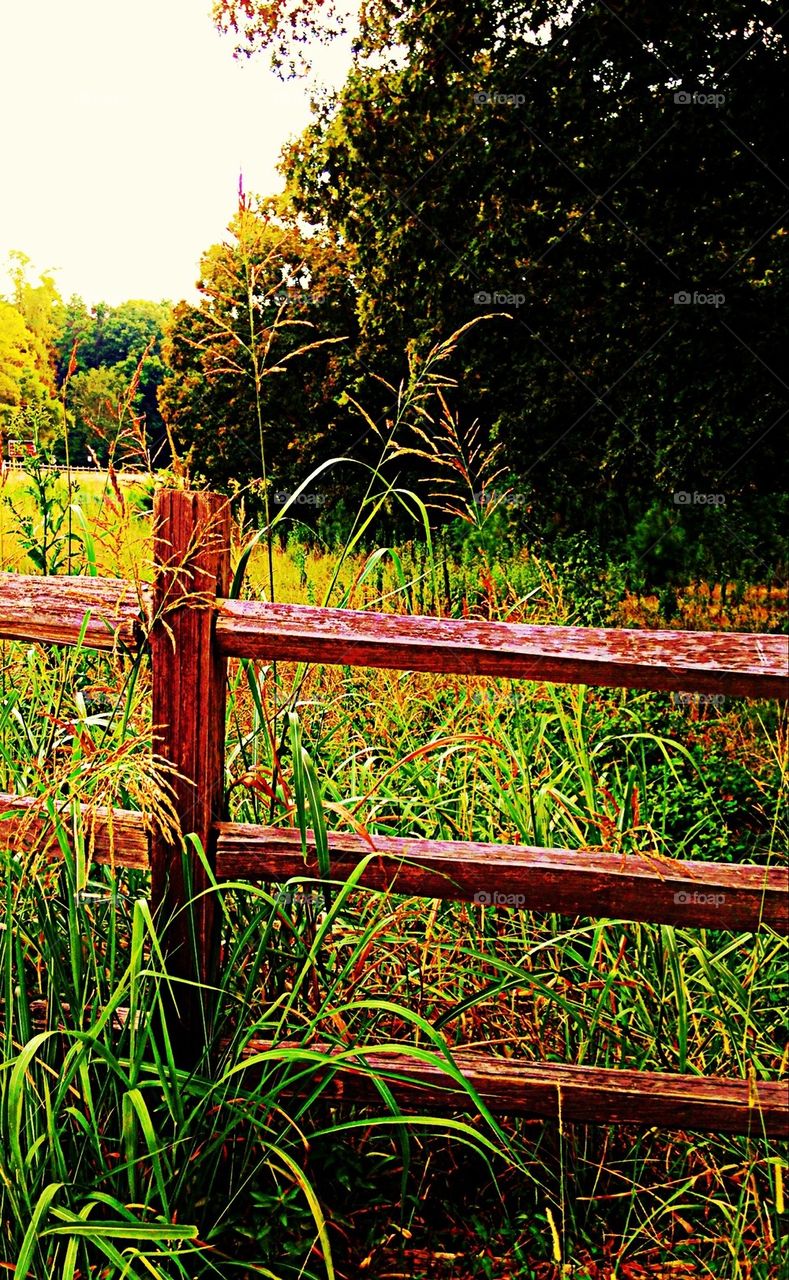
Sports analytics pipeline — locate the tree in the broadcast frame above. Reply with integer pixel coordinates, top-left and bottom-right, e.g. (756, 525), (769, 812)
(272, 0), (787, 576)
(64, 365), (132, 466)
(212, 0), (352, 73)
(1, 253), (63, 450)
(92, 300), (171, 462)
(7, 251), (61, 396)
(53, 296), (172, 465)
(159, 196), (358, 511)
(0, 302), (61, 440)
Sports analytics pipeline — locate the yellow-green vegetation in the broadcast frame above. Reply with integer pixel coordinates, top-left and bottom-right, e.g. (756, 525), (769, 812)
(0, 468), (786, 1279)
(0, 467), (152, 578)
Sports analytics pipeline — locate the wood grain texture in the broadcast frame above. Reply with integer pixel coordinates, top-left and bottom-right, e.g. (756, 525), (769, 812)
(1, 574), (785, 699)
(213, 823), (787, 931)
(0, 792), (148, 868)
(0, 573), (147, 651)
(150, 490), (231, 1058)
(239, 1038), (789, 1137)
(15, 1005), (782, 1136)
(215, 601), (789, 698)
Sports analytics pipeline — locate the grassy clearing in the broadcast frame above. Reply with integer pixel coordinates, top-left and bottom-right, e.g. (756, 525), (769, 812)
(0, 469), (786, 1278)
(0, 467), (152, 579)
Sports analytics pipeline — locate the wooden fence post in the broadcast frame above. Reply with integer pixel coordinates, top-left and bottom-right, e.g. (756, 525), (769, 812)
(150, 488), (230, 1064)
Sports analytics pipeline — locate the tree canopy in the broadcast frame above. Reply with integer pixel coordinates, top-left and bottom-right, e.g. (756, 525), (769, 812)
(54, 296), (171, 464)
(159, 198), (358, 510)
(0, 301), (60, 431)
(1, 251), (171, 466)
(0, 258), (62, 442)
(269, 0), (788, 579)
(212, 0), (352, 72)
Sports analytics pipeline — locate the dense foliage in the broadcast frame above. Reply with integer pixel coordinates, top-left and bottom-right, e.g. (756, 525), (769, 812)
(54, 296), (171, 464)
(202, 0), (789, 584)
(0, 254), (62, 441)
(159, 198), (358, 510)
(0, 254), (170, 467)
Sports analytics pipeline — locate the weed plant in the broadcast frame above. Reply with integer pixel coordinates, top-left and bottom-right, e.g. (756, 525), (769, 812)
(0, 334), (786, 1277)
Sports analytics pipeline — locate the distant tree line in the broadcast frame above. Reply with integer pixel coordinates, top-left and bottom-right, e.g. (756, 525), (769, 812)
(55, 297), (171, 466)
(0, 251), (170, 469)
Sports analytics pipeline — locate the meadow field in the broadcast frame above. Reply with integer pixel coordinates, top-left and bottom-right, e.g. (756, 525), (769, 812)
(0, 467), (786, 1279)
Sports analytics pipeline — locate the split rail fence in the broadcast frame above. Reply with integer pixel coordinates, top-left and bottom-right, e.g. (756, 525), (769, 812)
(0, 490), (787, 1136)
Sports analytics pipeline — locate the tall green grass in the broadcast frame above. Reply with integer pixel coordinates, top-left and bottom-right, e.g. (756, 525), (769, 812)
(1, 608), (785, 1276)
(0, 337), (786, 1275)
(0, 640), (523, 1278)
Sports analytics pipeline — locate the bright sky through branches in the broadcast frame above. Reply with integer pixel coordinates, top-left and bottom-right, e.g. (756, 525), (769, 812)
(0, 0), (352, 307)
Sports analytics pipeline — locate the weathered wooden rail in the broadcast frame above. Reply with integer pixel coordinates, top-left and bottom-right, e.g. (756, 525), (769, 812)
(1, 575), (786, 698)
(4, 796), (782, 932)
(1, 489), (787, 1137)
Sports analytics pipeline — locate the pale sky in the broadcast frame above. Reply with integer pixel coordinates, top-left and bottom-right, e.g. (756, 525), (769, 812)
(0, 0), (353, 307)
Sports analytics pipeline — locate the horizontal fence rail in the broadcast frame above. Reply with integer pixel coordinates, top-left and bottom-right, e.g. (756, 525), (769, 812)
(0, 572), (786, 700)
(0, 489), (787, 1137)
(2, 797), (785, 932)
(0, 574), (145, 651)
(8, 1006), (784, 1138)
(217, 602), (789, 697)
(238, 1039), (789, 1138)
(0, 793), (149, 870)
(213, 824), (788, 932)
